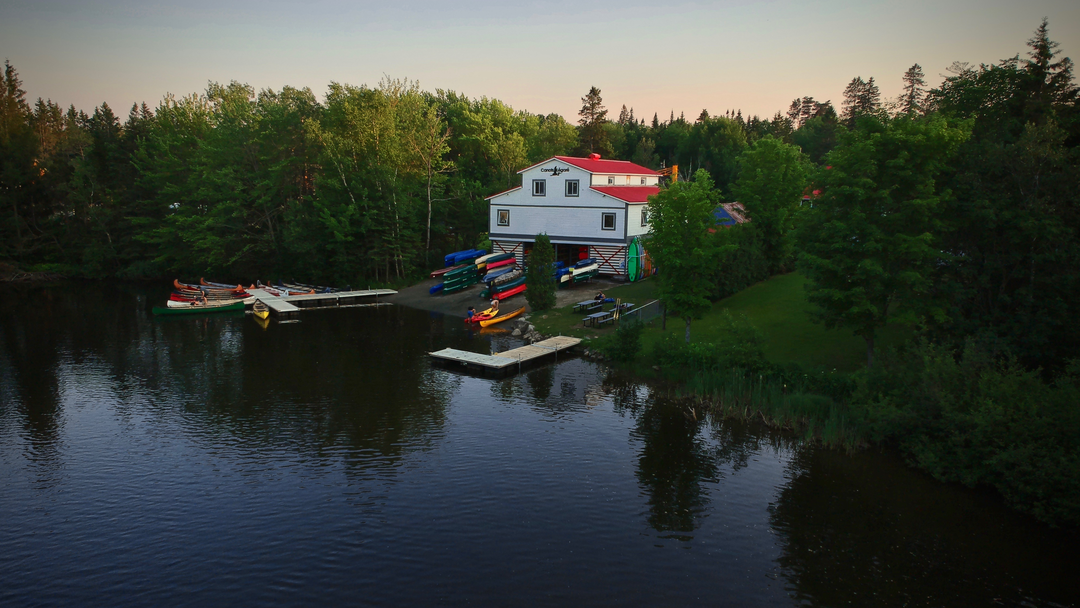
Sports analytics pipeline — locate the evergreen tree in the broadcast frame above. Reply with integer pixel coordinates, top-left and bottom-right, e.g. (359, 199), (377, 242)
(900, 63), (926, 114)
(617, 104), (629, 125)
(525, 233), (556, 310)
(696, 109), (709, 123)
(652, 112), (659, 128)
(1024, 18), (1078, 123)
(577, 86), (612, 156)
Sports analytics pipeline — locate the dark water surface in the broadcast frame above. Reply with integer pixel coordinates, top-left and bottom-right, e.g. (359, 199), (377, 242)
(1, 283), (1077, 607)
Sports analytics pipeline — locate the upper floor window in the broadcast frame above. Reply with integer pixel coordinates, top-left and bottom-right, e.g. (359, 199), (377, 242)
(626, 176), (632, 185)
(602, 212), (616, 231)
(533, 179), (546, 196)
(565, 180), (579, 197)
(497, 209), (510, 226)
(641, 208), (649, 226)
(640, 177), (647, 185)
(607, 176), (615, 185)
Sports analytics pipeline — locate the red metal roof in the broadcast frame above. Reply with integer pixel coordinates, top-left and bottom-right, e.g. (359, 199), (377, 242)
(484, 186), (522, 200)
(590, 186), (660, 203)
(554, 156), (660, 175)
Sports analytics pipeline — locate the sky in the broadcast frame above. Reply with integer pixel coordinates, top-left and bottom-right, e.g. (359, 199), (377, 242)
(2, 0), (1078, 122)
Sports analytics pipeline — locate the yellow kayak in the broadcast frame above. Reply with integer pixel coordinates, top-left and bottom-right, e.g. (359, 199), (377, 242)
(253, 300), (270, 320)
(479, 306), (525, 328)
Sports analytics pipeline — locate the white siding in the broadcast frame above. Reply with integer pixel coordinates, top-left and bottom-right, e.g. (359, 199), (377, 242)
(626, 203), (650, 237)
(490, 204), (626, 244)
(589, 245), (628, 276)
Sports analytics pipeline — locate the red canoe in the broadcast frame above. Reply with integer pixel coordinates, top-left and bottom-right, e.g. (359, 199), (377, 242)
(493, 283), (527, 300)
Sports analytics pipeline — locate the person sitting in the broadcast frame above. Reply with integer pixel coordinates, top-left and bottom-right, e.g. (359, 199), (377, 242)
(594, 291), (606, 302)
(490, 299), (500, 313)
(466, 306), (475, 320)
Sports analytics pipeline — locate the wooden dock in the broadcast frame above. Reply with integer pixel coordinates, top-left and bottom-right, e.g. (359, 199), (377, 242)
(429, 336), (582, 376)
(247, 288), (397, 318)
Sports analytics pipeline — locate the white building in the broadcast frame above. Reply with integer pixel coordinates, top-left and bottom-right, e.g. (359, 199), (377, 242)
(486, 154), (660, 278)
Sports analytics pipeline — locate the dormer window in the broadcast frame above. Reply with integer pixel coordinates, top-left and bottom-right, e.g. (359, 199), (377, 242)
(626, 176), (631, 185)
(640, 177), (647, 185)
(533, 179), (546, 196)
(607, 176), (615, 185)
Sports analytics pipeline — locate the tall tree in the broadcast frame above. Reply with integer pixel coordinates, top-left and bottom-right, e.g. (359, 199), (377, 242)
(731, 136), (810, 273)
(525, 233), (556, 311)
(842, 76), (881, 124)
(798, 115), (969, 367)
(577, 86), (612, 157)
(900, 64), (926, 115)
(646, 170), (722, 343)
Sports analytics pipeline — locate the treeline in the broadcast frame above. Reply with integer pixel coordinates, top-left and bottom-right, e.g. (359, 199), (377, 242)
(2, 68), (786, 284)
(636, 21), (1079, 527)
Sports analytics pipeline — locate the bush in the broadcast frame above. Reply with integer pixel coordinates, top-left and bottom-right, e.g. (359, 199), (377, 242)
(603, 319), (644, 363)
(852, 341), (1080, 528)
(651, 311), (767, 371)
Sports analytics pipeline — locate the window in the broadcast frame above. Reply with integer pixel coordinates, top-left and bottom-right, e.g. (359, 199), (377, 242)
(532, 179), (546, 196)
(640, 177), (647, 185)
(626, 176), (631, 185)
(607, 176), (615, 185)
(641, 208), (649, 226)
(565, 180), (579, 197)
(497, 209), (510, 226)
(602, 212), (616, 231)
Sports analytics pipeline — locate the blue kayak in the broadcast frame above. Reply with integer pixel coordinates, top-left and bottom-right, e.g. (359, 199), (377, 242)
(429, 283), (444, 294)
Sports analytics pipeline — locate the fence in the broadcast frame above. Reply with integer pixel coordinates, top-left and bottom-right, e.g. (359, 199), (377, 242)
(618, 299), (662, 326)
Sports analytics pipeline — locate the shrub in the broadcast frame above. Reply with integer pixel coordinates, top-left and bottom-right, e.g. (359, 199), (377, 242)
(604, 319), (644, 363)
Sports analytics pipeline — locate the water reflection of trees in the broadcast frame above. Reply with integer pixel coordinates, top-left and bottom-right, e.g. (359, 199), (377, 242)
(0, 284), (456, 481)
(602, 371), (796, 537)
(769, 446), (1080, 607)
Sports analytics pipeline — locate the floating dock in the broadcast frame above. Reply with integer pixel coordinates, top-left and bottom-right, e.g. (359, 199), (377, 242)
(247, 288), (397, 319)
(429, 336), (582, 377)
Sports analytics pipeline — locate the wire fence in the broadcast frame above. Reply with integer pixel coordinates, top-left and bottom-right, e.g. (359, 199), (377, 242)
(618, 299), (662, 326)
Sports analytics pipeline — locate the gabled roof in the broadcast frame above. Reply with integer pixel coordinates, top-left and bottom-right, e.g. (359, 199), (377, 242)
(554, 156), (660, 176)
(516, 155), (660, 176)
(484, 186), (522, 200)
(591, 186), (660, 203)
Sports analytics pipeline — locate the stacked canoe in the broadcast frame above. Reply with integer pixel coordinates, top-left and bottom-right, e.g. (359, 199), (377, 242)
(559, 258), (599, 286)
(442, 263), (480, 294)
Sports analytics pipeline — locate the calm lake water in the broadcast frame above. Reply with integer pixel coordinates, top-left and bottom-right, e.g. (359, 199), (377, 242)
(1, 283), (1077, 607)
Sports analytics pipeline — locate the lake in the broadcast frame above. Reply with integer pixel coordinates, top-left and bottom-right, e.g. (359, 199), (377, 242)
(1, 283), (1077, 607)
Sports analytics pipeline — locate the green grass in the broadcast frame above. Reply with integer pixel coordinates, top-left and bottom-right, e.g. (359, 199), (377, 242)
(532, 273), (910, 372)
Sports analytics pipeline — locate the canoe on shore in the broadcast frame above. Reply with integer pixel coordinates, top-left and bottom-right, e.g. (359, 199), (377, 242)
(153, 301), (246, 316)
(479, 306), (525, 328)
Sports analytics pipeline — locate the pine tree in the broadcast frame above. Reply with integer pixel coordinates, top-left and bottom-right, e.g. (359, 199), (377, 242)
(577, 86), (612, 156)
(1025, 18), (1078, 121)
(652, 112), (659, 128)
(900, 64), (926, 114)
(628, 107), (635, 123)
(617, 104), (629, 125)
(525, 233), (557, 310)
(669, 110), (675, 124)
(696, 109), (709, 123)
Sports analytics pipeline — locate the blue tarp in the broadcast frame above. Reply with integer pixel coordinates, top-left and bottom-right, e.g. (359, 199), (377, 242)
(713, 207), (736, 227)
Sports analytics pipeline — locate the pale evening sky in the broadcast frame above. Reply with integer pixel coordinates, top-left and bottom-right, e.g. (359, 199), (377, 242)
(2, 0), (1078, 122)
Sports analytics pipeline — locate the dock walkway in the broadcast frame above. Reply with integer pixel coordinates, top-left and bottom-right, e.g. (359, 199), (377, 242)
(247, 288), (397, 318)
(429, 336), (581, 376)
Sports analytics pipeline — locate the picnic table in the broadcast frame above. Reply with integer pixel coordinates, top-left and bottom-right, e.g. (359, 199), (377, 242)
(583, 311), (613, 328)
(611, 302), (635, 313)
(573, 299), (603, 313)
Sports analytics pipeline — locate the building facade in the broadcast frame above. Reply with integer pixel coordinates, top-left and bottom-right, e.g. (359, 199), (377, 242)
(486, 155), (660, 278)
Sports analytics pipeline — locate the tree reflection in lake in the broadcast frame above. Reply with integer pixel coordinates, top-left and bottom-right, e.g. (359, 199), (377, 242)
(770, 444), (1080, 607)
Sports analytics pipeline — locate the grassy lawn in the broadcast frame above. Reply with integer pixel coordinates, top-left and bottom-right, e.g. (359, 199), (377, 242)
(531, 273), (910, 372)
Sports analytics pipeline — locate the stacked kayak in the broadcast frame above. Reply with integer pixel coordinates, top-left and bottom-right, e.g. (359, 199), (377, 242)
(442, 263), (480, 294)
(153, 301), (245, 316)
(444, 248), (486, 267)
